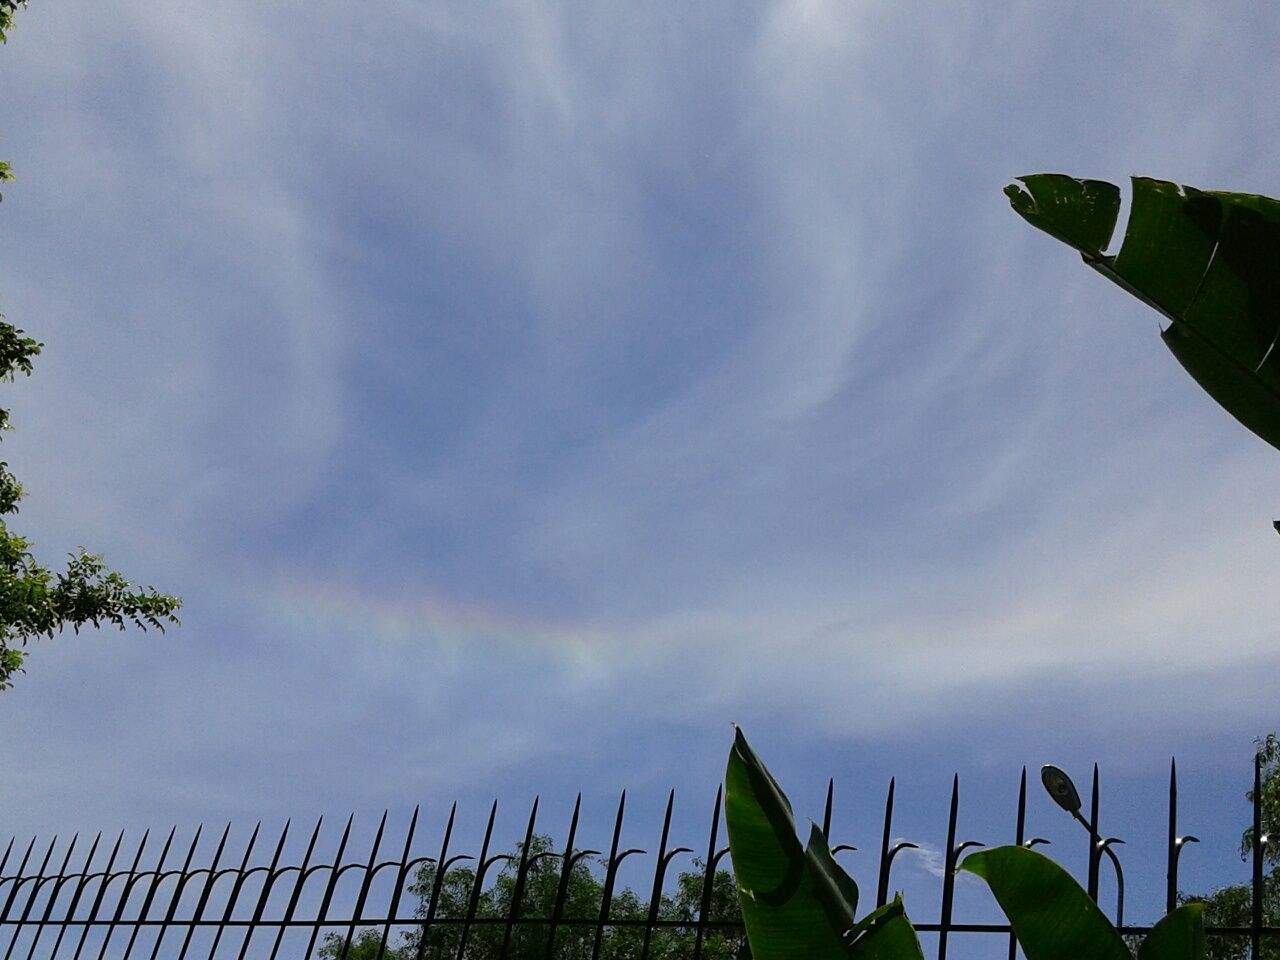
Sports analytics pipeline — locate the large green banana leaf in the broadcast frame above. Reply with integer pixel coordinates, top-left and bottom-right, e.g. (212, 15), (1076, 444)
(962, 845), (1206, 960)
(1006, 173), (1280, 453)
(725, 729), (924, 960)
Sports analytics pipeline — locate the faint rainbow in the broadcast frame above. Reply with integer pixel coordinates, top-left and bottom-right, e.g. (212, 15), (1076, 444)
(258, 574), (611, 660)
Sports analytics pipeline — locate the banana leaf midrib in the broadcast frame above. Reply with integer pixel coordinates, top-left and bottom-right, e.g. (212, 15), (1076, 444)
(1087, 255), (1280, 414)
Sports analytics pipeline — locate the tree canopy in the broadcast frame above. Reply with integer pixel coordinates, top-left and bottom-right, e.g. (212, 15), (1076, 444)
(0, 0), (181, 688)
(1181, 734), (1280, 960)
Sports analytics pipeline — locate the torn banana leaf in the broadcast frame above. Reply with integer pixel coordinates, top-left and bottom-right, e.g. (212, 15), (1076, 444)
(1006, 173), (1280, 453)
(725, 729), (924, 960)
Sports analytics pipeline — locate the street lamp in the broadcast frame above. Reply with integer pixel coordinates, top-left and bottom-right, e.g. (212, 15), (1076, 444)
(1041, 764), (1126, 926)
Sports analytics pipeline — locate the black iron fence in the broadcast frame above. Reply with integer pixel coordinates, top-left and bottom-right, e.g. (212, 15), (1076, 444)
(3, 756), (1278, 960)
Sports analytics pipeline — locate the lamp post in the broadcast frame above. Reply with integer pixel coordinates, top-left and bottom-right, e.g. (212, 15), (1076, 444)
(1041, 764), (1126, 926)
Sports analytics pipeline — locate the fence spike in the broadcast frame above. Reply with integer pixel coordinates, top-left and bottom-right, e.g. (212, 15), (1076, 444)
(301, 814), (355, 960)
(641, 790), (684, 960)
(3, 833), (70, 960)
(938, 775), (961, 960)
(455, 800), (500, 960)
(1087, 765), (1101, 902)
(1253, 752), (1264, 960)
(118, 825), (176, 960)
(68, 829), (126, 960)
(544, 794), (583, 960)
(414, 802), (457, 960)
(692, 785), (723, 960)
(1008, 767), (1027, 960)
(174, 822), (232, 960)
(42, 829), (102, 960)
(267, 816), (324, 960)
(590, 792), (629, 960)
(233, 819), (292, 960)
(25, 833), (82, 959)
(0, 837), (39, 924)
(1167, 758), (1178, 914)
(146, 824), (204, 960)
(375, 805), (421, 960)
(876, 778), (896, 908)
(93, 829), (150, 960)
(498, 797), (540, 960)
(339, 811), (389, 960)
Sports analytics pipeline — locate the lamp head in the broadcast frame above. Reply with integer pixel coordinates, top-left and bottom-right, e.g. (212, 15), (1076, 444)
(1041, 764), (1082, 814)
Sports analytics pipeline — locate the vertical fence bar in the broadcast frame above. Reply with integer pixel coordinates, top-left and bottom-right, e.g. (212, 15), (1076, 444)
(234, 819), (291, 960)
(338, 811), (388, 960)
(1252, 752), (1263, 960)
(414, 802), (458, 960)
(876, 779), (896, 909)
(0, 838), (37, 926)
(937, 777), (960, 960)
(591, 792), (630, 960)
(1167, 758), (1178, 915)
(3, 834), (63, 960)
(20, 833), (80, 960)
(94, 829), (150, 960)
(544, 795), (582, 960)
(41, 831), (101, 960)
(119, 826), (176, 960)
(1008, 768), (1026, 960)
(1087, 765), (1101, 903)
(456, 801), (501, 960)
(301, 815), (355, 960)
(822, 780), (835, 843)
(146, 825), (204, 960)
(266, 817), (324, 960)
(498, 798), (539, 960)
(205, 821), (262, 960)
(175, 823), (232, 960)
(23, 834), (80, 960)
(68, 830), (126, 960)
(376, 806), (420, 960)
(641, 791), (688, 960)
(691, 785), (723, 960)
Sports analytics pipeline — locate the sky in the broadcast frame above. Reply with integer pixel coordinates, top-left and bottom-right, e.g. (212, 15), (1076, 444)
(3, 0), (1280, 947)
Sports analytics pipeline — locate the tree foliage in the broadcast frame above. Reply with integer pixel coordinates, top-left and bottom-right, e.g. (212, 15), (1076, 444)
(316, 833), (745, 959)
(0, 1), (181, 688)
(1180, 734), (1280, 960)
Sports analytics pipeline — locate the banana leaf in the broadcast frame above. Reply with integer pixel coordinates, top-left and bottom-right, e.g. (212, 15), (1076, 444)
(1006, 173), (1280, 453)
(725, 729), (924, 960)
(962, 846), (1205, 960)
(1138, 903), (1207, 960)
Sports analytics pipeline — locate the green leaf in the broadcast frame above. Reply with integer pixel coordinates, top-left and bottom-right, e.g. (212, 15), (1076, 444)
(1008, 173), (1280, 454)
(726, 728), (848, 960)
(1005, 174), (1120, 257)
(960, 846), (1130, 960)
(846, 899), (925, 960)
(1137, 903), (1206, 960)
(725, 730), (924, 960)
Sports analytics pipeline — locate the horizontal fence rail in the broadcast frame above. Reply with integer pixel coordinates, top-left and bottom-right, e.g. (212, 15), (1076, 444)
(3, 755), (1279, 959)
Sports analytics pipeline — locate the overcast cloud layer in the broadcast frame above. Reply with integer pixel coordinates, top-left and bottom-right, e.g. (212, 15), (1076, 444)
(3, 0), (1280, 927)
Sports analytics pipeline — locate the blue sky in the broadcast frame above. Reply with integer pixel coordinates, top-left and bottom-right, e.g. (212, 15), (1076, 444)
(3, 0), (1280, 940)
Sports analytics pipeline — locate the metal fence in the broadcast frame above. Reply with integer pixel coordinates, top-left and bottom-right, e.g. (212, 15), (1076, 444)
(2, 755), (1277, 960)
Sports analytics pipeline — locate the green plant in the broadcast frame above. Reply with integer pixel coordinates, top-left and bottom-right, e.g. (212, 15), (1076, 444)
(724, 729), (924, 960)
(1181, 733), (1280, 960)
(962, 845), (1205, 960)
(0, 7), (181, 688)
(1006, 173), (1280, 456)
